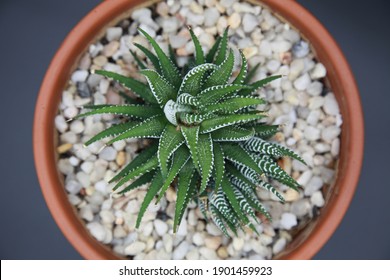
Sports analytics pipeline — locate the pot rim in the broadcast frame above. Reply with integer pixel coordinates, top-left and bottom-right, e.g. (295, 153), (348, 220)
(33, 0), (364, 259)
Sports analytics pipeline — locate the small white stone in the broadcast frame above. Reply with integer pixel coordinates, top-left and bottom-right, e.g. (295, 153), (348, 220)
(309, 96), (325, 110)
(63, 107), (78, 119)
(331, 138), (340, 157)
(266, 59), (281, 73)
(124, 242), (146, 256)
(206, 223), (222, 236)
(163, 235), (173, 253)
(322, 126), (341, 143)
(204, 8), (219, 27)
(293, 73), (311, 91)
(271, 40), (292, 53)
(87, 222), (106, 242)
(280, 213), (298, 230)
(323, 93), (340, 116)
(60, 131), (77, 144)
(290, 199), (311, 217)
(307, 110), (321, 126)
(125, 200), (140, 214)
(186, 249), (199, 260)
(142, 222), (153, 236)
(242, 13), (258, 33)
(311, 191), (325, 207)
(113, 225), (127, 238)
(272, 238), (287, 254)
(100, 210), (115, 224)
(228, 12), (241, 29)
(79, 206), (94, 222)
(70, 120), (84, 134)
(99, 146), (117, 161)
(292, 41), (309, 58)
(311, 63), (327, 79)
(304, 176), (323, 196)
(65, 180), (82, 194)
(55, 115), (68, 133)
(106, 27), (122, 42)
(173, 241), (190, 260)
(297, 170), (313, 186)
(112, 140), (126, 151)
(220, 0), (235, 8)
(76, 171), (91, 188)
(80, 161), (94, 174)
(162, 17), (179, 33)
(199, 247), (218, 260)
(304, 126), (321, 141)
(71, 70), (88, 83)
(176, 218), (188, 236)
(154, 219), (168, 236)
(307, 81), (323, 96)
(232, 237), (245, 251)
(95, 180), (108, 194)
(192, 232), (204, 246)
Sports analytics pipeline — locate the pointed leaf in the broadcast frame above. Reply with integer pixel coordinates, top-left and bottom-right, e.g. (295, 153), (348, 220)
(214, 27), (229, 65)
(198, 84), (251, 105)
(211, 188), (239, 234)
(178, 112), (208, 125)
(244, 137), (283, 157)
(109, 143), (158, 183)
(252, 124), (280, 139)
(189, 27), (205, 65)
(236, 183), (272, 221)
(204, 97), (264, 113)
(76, 104), (161, 120)
(205, 36), (221, 63)
(240, 75), (282, 96)
(211, 126), (255, 142)
(136, 172), (164, 228)
(156, 145), (190, 202)
(117, 170), (156, 195)
(209, 204), (230, 237)
(107, 116), (167, 144)
(179, 64), (217, 96)
(93, 70), (156, 104)
(139, 28), (181, 89)
(168, 44), (178, 68)
(181, 126), (200, 171)
(258, 180), (285, 203)
(233, 50), (248, 85)
(244, 62), (260, 84)
(140, 69), (177, 108)
(213, 142), (225, 192)
(113, 156), (159, 191)
(174, 161), (197, 232)
(204, 49), (235, 88)
(158, 124), (185, 176)
(200, 113), (265, 134)
(134, 43), (161, 72)
(221, 143), (263, 175)
(84, 121), (137, 146)
(177, 93), (200, 107)
(273, 143), (307, 165)
(130, 49), (147, 70)
(197, 133), (214, 194)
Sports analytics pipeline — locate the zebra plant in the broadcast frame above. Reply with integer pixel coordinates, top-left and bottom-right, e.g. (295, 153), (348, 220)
(75, 27), (305, 236)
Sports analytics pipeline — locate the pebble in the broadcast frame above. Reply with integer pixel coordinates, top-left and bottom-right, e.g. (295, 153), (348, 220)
(304, 126), (321, 141)
(323, 93), (340, 116)
(57, 143), (73, 154)
(55, 115), (68, 133)
(70, 120), (84, 134)
(271, 40), (292, 53)
(272, 238), (287, 255)
(292, 41), (310, 58)
(173, 241), (190, 260)
(290, 199), (311, 217)
(100, 210), (115, 224)
(220, 0), (235, 8)
(217, 247), (229, 259)
(65, 180), (82, 195)
(204, 8), (219, 27)
(322, 126), (341, 143)
(124, 242), (146, 256)
(307, 81), (323, 96)
(242, 13), (258, 33)
(294, 73), (311, 91)
(162, 17), (179, 33)
(76, 171), (91, 188)
(331, 138), (340, 157)
(87, 222), (106, 242)
(99, 147), (117, 161)
(228, 13), (241, 29)
(311, 63), (327, 79)
(106, 27), (122, 42)
(156, 2), (169, 16)
(71, 70), (88, 83)
(186, 249), (199, 260)
(199, 247), (218, 259)
(192, 232), (204, 246)
(311, 191), (325, 207)
(232, 237), (245, 251)
(154, 219), (169, 236)
(304, 176), (323, 196)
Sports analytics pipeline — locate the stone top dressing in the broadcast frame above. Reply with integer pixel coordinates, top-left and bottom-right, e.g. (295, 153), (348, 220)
(55, 0), (341, 259)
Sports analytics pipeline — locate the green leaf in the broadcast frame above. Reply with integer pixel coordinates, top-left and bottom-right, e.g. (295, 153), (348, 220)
(174, 161), (197, 232)
(189, 27), (205, 65)
(118, 91), (140, 104)
(213, 142), (225, 192)
(244, 62), (260, 84)
(258, 180), (285, 203)
(129, 49), (147, 70)
(273, 143), (307, 165)
(76, 104), (161, 120)
(178, 112), (208, 125)
(93, 70), (156, 104)
(244, 137), (283, 157)
(136, 172), (164, 228)
(117, 170), (156, 195)
(211, 126), (255, 142)
(140, 69), (177, 108)
(214, 27), (229, 65)
(84, 121), (137, 146)
(204, 49), (235, 88)
(205, 36), (221, 63)
(181, 126), (200, 171)
(107, 116), (167, 145)
(198, 84), (251, 105)
(221, 143), (263, 176)
(203, 97), (264, 113)
(179, 64), (217, 96)
(177, 93), (200, 107)
(168, 44), (178, 68)
(209, 204), (230, 237)
(156, 145), (190, 202)
(134, 43), (161, 73)
(252, 124), (280, 139)
(158, 124), (185, 176)
(109, 143), (158, 183)
(139, 28), (182, 89)
(198, 198), (209, 221)
(200, 113), (265, 134)
(113, 156), (159, 191)
(236, 183), (272, 221)
(211, 188), (239, 235)
(233, 50), (248, 85)
(239, 75), (282, 96)
(197, 133), (214, 194)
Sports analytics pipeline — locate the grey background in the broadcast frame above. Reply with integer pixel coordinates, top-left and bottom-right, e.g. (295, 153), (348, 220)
(0, 0), (389, 259)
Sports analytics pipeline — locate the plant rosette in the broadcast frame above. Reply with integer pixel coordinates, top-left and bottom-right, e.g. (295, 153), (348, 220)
(34, 0), (363, 260)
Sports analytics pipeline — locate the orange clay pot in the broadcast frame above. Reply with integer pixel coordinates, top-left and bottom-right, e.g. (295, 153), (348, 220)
(33, 0), (364, 259)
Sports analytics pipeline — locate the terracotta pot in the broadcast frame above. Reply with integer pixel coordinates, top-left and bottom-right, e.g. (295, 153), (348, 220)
(33, 0), (364, 259)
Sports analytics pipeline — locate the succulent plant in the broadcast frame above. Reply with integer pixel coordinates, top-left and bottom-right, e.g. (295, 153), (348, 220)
(75, 27), (305, 236)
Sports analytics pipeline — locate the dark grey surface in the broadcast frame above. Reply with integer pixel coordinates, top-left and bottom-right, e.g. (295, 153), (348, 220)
(0, 0), (389, 259)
